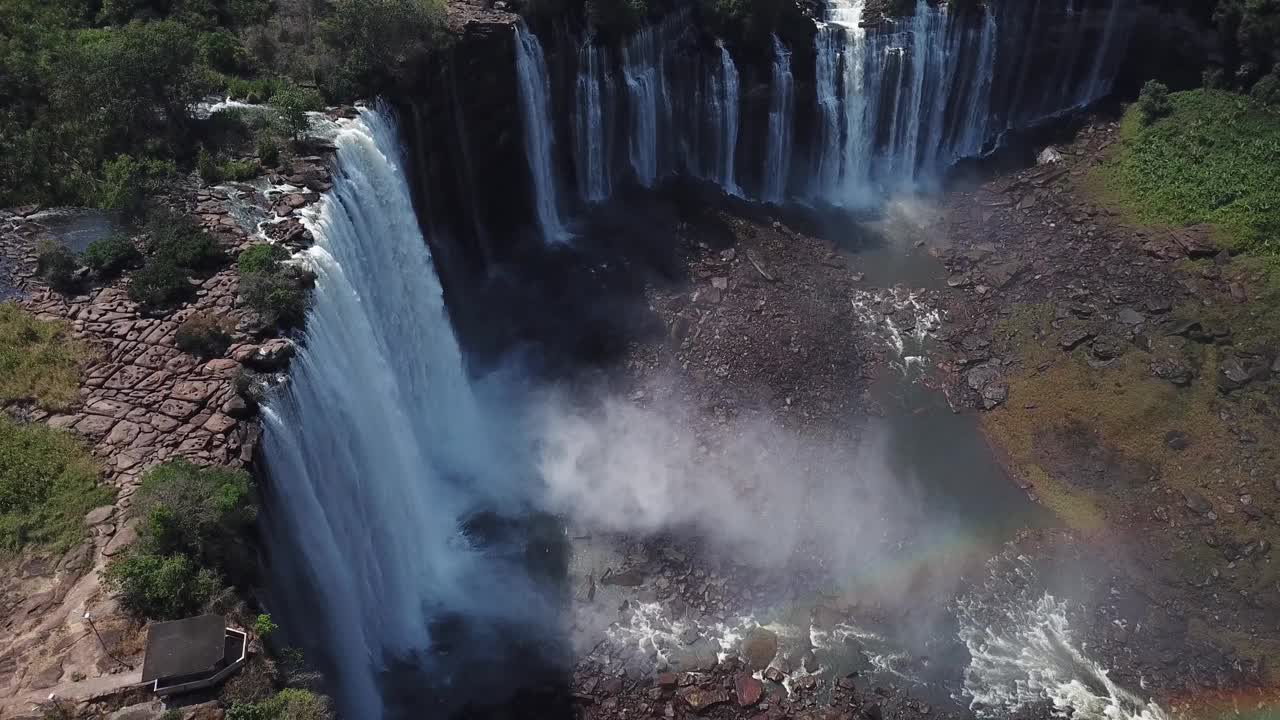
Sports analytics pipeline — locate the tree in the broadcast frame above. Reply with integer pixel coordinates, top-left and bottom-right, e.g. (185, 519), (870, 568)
(319, 0), (448, 100)
(1136, 80), (1172, 125)
(270, 83), (323, 142)
(103, 551), (220, 620)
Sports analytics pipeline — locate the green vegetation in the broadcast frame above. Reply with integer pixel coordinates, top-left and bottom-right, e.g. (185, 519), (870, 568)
(1135, 80), (1172, 125)
(0, 417), (111, 552)
(238, 244), (309, 327)
(35, 240), (81, 294)
(254, 613), (278, 638)
(319, 0), (448, 101)
(1090, 89), (1280, 256)
(128, 260), (192, 311)
(104, 459), (256, 620)
(0, 303), (88, 410)
(175, 312), (235, 359)
(227, 689), (335, 720)
(83, 234), (142, 278)
(146, 209), (225, 270)
(1213, 0), (1280, 96)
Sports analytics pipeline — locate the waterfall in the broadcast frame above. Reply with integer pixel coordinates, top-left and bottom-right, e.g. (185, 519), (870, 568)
(262, 104), (542, 716)
(716, 41), (741, 196)
(514, 20), (571, 243)
(811, 25), (843, 200)
(622, 23), (669, 187)
(762, 35), (794, 203)
(575, 37), (612, 203)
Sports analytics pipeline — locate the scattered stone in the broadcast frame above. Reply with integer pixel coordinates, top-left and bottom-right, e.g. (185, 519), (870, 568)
(741, 627), (778, 670)
(1058, 327), (1096, 350)
(763, 667), (786, 684)
(735, 674), (764, 707)
(1090, 335), (1125, 361)
(1150, 357), (1195, 386)
(1118, 308), (1145, 326)
(1037, 146), (1064, 165)
(1164, 431), (1191, 451)
(602, 567), (645, 586)
(1183, 491), (1214, 516)
(680, 687), (730, 713)
(711, 277), (728, 291)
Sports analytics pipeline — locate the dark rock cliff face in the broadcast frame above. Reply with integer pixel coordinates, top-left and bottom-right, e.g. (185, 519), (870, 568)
(392, 0), (1216, 305)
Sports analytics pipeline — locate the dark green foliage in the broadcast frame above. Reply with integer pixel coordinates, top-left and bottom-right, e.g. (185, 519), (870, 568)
(175, 312), (234, 358)
(319, 0), (448, 100)
(103, 551), (220, 620)
(1214, 0), (1280, 91)
(84, 234), (142, 278)
(0, 416), (111, 553)
(200, 147), (259, 184)
(133, 459), (255, 559)
(128, 259), (192, 311)
(198, 29), (250, 73)
(225, 76), (282, 104)
(1136, 80), (1173, 125)
(104, 459), (257, 620)
(271, 82), (324, 141)
(198, 146), (222, 184)
(1203, 65), (1227, 89)
(145, 209), (224, 271)
(35, 240), (80, 293)
(1251, 70), (1280, 106)
(228, 689), (335, 720)
(1094, 89), (1280, 257)
(97, 155), (176, 216)
(237, 243), (290, 275)
(257, 137), (281, 167)
(239, 269), (309, 327)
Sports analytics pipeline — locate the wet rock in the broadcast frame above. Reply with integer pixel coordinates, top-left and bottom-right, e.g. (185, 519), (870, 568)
(986, 262), (1025, 289)
(966, 364), (1001, 392)
(1091, 335), (1125, 361)
(657, 672), (679, 688)
(741, 627), (779, 671)
(981, 382), (1008, 410)
(603, 567), (645, 587)
(670, 639), (719, 672)
(1037, 147), (1064, 165)
(946, 274), (972, 289)
(763, 667), (786, 684)
(1218, 356), (1266, 392)
(1164, 431), (1191, 451)
(680, 687), (729, 713)
(735, 674), (764, 707)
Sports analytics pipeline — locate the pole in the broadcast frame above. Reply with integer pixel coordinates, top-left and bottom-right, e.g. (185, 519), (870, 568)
(84, 612), (132, 670)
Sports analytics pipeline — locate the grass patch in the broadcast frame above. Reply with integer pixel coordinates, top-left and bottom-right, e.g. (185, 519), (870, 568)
(1089, 89), (1280, 255)
(0, 303), (90, 411)
(0, 417), (111, 552)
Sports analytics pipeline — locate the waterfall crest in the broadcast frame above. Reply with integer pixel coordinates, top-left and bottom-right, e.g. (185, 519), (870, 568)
(262, 104), (541, 716)
(515, 20), (571, 243)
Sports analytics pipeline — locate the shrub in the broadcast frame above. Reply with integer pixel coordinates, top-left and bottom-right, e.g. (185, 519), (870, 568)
(133, 459), (256, 562)
(198, 146), (223, 184)
(0, 303), (88, 410)
(321, 0), (448, 101)
(36, 240), (80, 293)
(254, 613), (278, 638)
(103, 551), (220, 620)
(238, 243), (290, 275)
(145, 209), (224, 271)
(221, 158), (260, 182)
(128, 259), (191, 311)
(97, 155), (176, 216)
(198, 30), (250, 74)
(1251, 71), (1280, 107)
(228, 689), (335, 720)
(0, 416), (111, 552)
(257, 137), (281, 167)
(1202, 66), (1226, 90)
(271, 83), (324, 141)
(175, 312), (234, 358)
(83, 234), (142, 278)
(239, 269), (309, 328)
(1136, 80), (1172, 125)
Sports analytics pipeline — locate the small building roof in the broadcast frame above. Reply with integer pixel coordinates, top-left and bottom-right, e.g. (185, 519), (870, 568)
(141, 614), (229, 683)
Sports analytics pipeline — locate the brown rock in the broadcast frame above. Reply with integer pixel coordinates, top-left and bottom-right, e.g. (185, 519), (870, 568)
(158, 398), (200, 420)
(680, 687), (730, 713)
(741, 628), (778, 670)
(104, 522), (138, 556)
(735, 674), (764, 707)
(27, 659), (63, 689)
(172, 380), (215, 403)
(84, 506), (115, 526)
(203, 413), (236, 434)
(106, 420), (141, 445)
(74, 414), (117, 437)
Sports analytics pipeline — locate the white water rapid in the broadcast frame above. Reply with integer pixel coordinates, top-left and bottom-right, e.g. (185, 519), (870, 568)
(957, 561), (1170, 720)
(515, 20), (571, 243)
(261, 105), (540, 717)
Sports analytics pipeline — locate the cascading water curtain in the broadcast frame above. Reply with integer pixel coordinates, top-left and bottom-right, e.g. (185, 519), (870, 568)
(261, 103), (544, 718)
(762, 35), (795, 204)
(514, 20), (571, 243)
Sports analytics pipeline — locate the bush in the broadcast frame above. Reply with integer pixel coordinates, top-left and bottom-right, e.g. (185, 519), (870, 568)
(270, 83), (324, 141)
(133, 459), (256, 561)
(128, 259), (191, 311)
(239, 269), (309, 327)
(222, 158), (260, 181)
(199, 30), (250, 74)
(103, 551), (220, 620)
(238, 243), (290, 275)
(1136, 80), (1172, 125)
(83, 234), (142, 278)
(175, 312), (234, 358)
(1202, 66), (1226, 90)
(145, 209), (224, 271)
(228, 689), (335, 720)
(97, 155), (176, 216)
(36, 240), (80, 293)
(257, 137), (281, 167)
(0, 416), (111, 552)
(1251, 70), (1280, 107)
(254, 613), (278, 638)
(320, 0), (448, 101)
(223, 657), (279, 707)
(198, 146), (223, 184)
(0, 303), (88, 410)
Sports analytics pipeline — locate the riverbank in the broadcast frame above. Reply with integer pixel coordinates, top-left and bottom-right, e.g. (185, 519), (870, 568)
(933, 107), (1280, 717)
